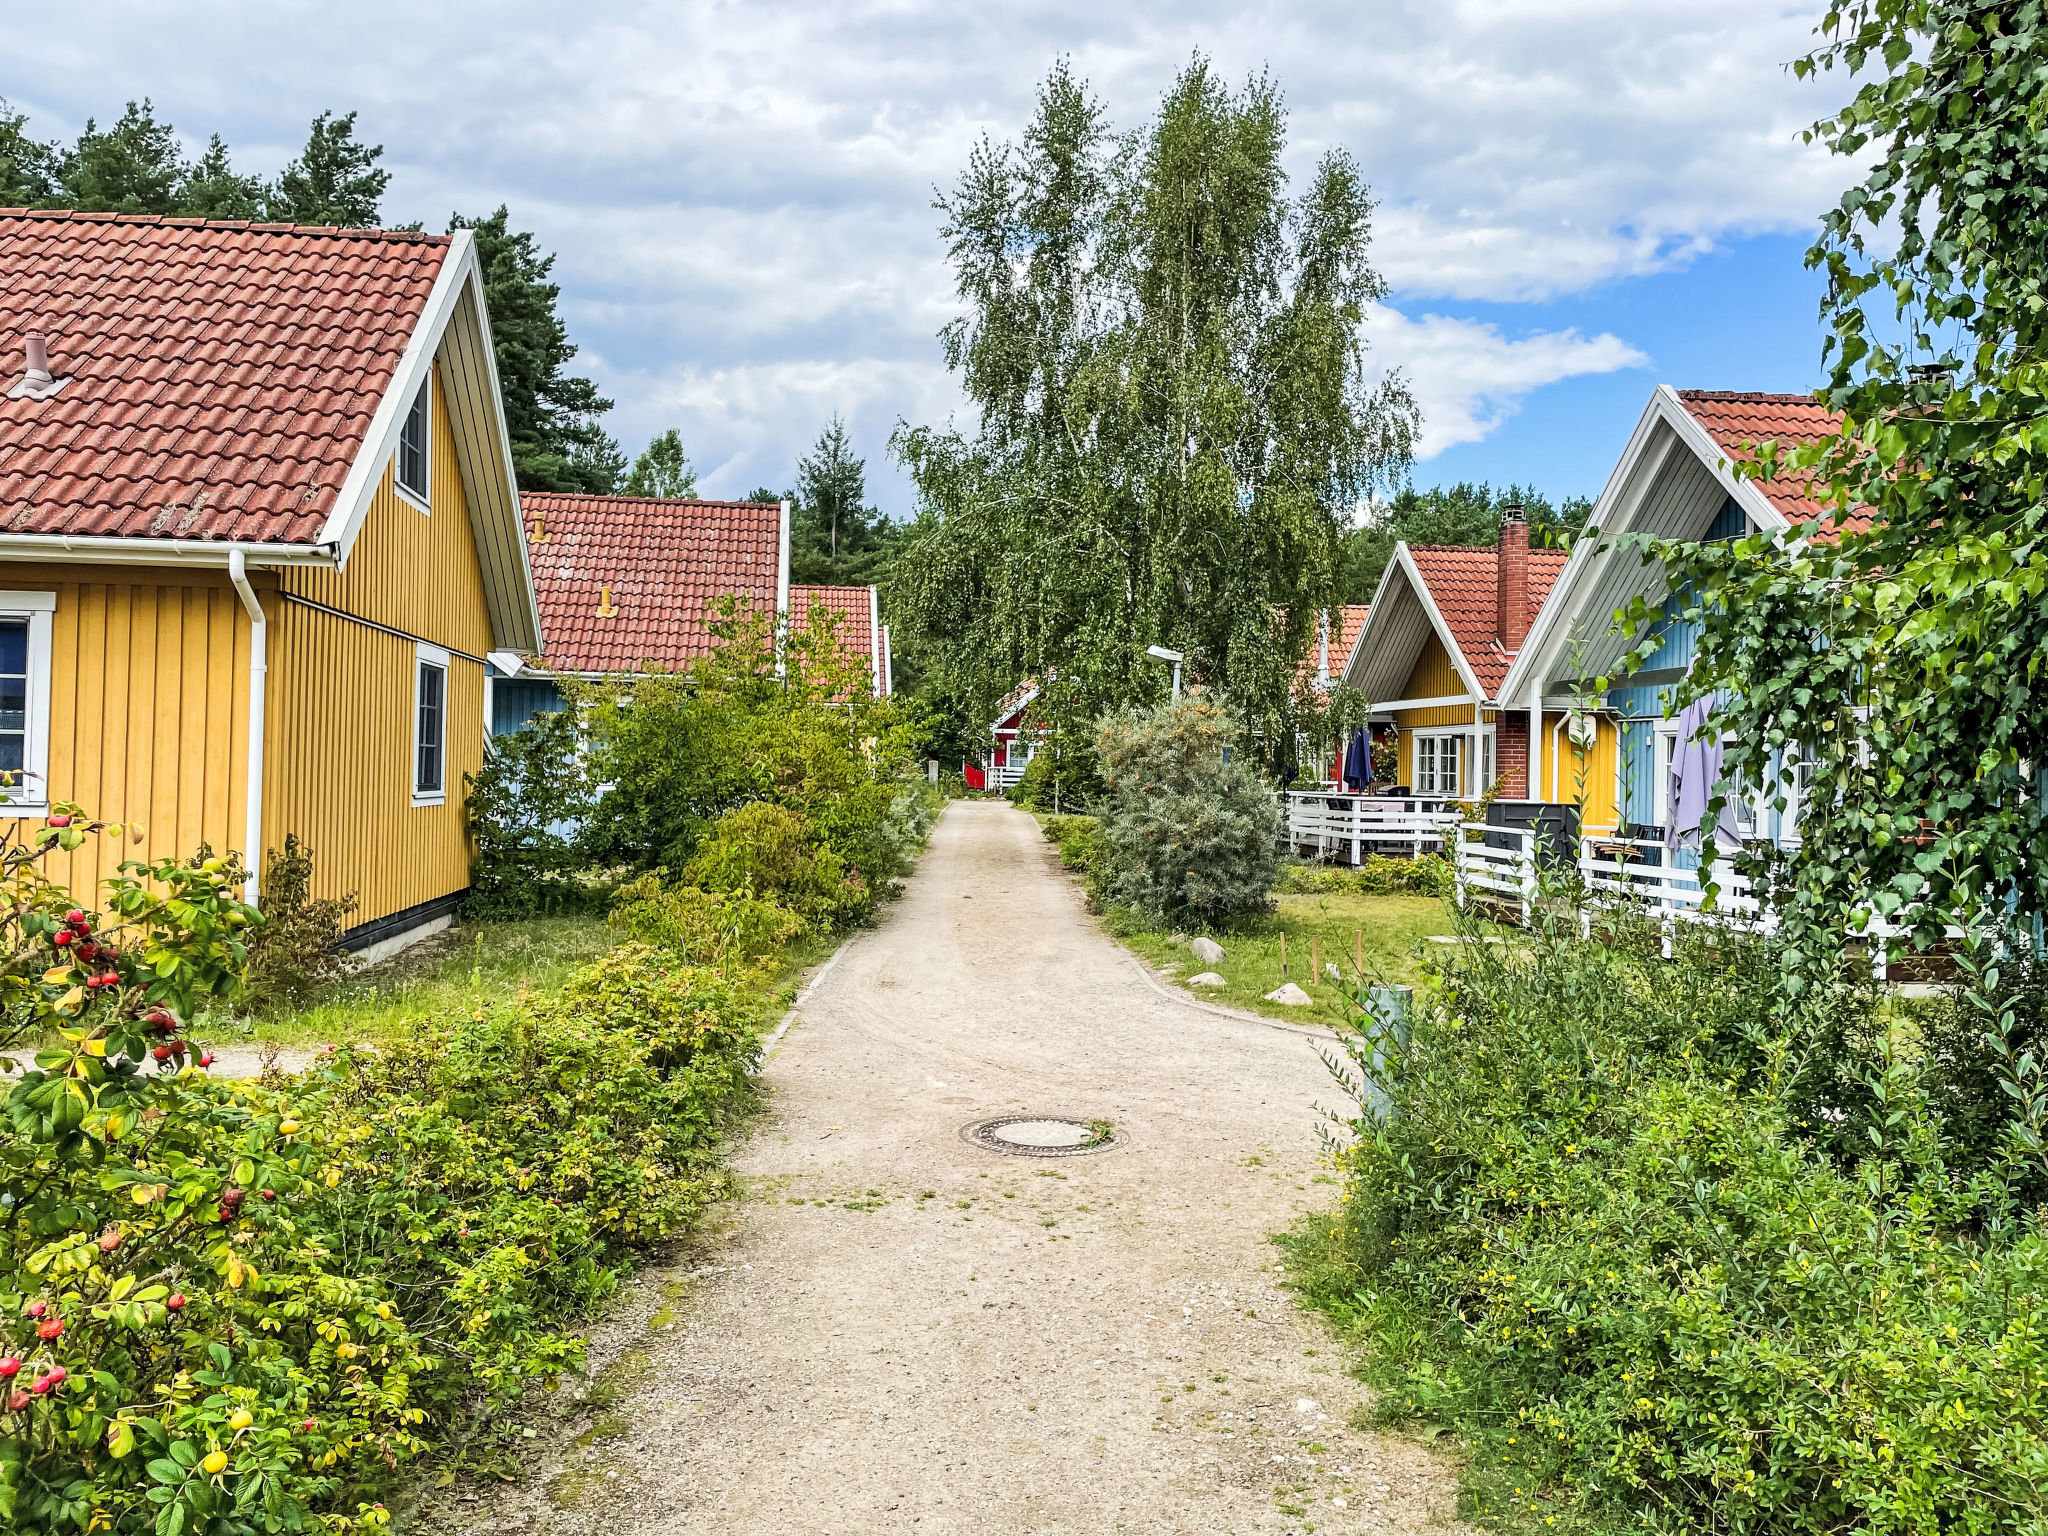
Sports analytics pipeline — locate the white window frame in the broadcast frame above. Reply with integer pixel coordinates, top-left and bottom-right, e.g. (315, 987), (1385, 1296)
(1653, 721), (1680, 828)
(412, 642), (450, 807)
(1414, 730), (1464, 797)
(394, 373), (431, 511)
(0, 592), (55, 817)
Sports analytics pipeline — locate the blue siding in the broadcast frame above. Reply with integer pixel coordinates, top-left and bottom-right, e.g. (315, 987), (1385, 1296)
(1706, 496), (1746, 542)
(492, 678), (565, 736)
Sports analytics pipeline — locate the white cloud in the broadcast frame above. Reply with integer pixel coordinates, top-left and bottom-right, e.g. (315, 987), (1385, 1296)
(1368, 307), (1650, 459)
(6, 0), (1858, 499)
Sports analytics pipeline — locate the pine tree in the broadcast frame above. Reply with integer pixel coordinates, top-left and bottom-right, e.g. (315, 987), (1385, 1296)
(0, 100), (58, 206)
(623, 430), (698, 498)
(267, 111), (389, 227)
(450, 206), (623, 494)
(176, 136), (263, 220)
(791, 415), (893, 584)
(57, 100), (185, 214)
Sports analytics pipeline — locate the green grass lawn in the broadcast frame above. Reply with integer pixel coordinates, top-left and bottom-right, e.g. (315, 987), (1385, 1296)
(220, 914), (842, 1048)
(1115, 888), (1456, 1026)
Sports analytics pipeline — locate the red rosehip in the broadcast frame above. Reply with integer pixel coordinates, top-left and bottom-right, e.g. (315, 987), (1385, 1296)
(7, 1390), (27, 1411)
(151, 1045), (171, 1062)
(170, 1039), (188, 1056)
(301, 1419), (316, 1432)
(46, 814), (71, 828)
(100, 972), (119, 988)
(63, 910), (84, 926)
(260, 1189), (277, 1203)
(51, 930), (71, 947)
(0, 1358), (18, 1378)
(145, 1008), (174, 1029)
(165, 1294), (186, 1312)
(198, 1052), (215, 1069)
(36, 1318), (63, 1340)
(221, 1187), (245, 1206)
(33, 1367), (64, 1393)
(24, 1302), (45, 1319)
(97, 1230), (121, 1252)
(74, 942), (97, 962)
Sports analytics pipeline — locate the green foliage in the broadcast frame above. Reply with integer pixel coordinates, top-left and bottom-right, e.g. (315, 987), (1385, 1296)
(266, 110), (389, 228)
(0, 99), (59, 206)
(622, 429), (698, 499)
(576, 599), (920, 914)
(792, 415), (897, 586)
(1093, 690), (1281, 925)
(1338, 482), (1590, 603)
(1037, 814), (1109, 876)
(465, 706), (597, 920)
(1627, 2), (2048, 976)
(608, 875), (805, 968)
(1, 815), (763, 1536)
(1304, 898), (2048, 1533)
(1275, 853), (1451, 898)
(175, 137), (263, 221)
(683, 802), (859, 925)
(890, 58), (1416, 755)
(449, 206), (623, 494)
(242, 836), (359, 1016)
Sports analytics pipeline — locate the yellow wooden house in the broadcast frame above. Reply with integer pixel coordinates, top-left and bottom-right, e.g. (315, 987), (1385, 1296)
(0, 209), (540, 955)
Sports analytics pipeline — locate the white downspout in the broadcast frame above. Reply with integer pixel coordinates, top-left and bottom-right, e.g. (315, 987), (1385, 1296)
(227, 551), (267, 904)
(775, 500), (792, 679)
(868, 585), (883, 697)
(1526, 689), (1544, 805)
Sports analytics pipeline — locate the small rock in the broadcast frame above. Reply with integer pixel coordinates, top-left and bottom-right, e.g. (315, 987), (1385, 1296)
(1190, 936), (1226, 965)
(1265, 984), (1314, 1007)
(1296, 1397), (1320, 1414)
(1186, 972), (1227, 988)
(1332, 1498), (1349, 1510)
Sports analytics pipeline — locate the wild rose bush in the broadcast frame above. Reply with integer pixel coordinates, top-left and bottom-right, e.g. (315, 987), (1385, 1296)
(1, 812), (766, 1535)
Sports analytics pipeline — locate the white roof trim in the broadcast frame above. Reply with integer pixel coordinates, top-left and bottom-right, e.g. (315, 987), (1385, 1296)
(1499, 385), (1794, 704)
(989, 684), (1040, 735)
(1387, 543), (1488, 704)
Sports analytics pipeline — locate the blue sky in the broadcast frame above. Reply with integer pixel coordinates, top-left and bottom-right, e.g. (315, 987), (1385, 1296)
(8, 1), (1859, 515)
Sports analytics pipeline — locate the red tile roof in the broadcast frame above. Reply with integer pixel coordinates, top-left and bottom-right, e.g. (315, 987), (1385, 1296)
(1408, 544), (1568, 697)
(1292, 604), (1371, 687)
(1675, 390), (1868, 531)
(0, 208), (450, 544)
(523, 493), (784, 674)
(790, 584), (887, 695)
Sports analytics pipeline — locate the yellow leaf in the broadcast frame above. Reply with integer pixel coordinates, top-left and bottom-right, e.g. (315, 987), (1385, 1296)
(56, 986), (83, 1012)
(130, 1183), (155, 1205)
(226, 1260), (245, 1289)
(84, 1038), (106, 1058)
(43, 966), (73, 984)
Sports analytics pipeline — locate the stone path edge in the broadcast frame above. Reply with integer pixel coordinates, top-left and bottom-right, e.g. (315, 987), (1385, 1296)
(759, 933), (859, 1059)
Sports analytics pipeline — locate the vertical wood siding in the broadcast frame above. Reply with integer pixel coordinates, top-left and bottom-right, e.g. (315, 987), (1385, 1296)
(269, 364), (496, 925)
(1392, 637), (1478, 787)
(0, 566), (250, 900)
(263, 601), (483, 926)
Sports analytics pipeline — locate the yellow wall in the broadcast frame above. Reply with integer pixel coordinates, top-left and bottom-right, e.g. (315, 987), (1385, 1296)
(269, 364), (494, 926)
(1391, 635), (1478, 786)
(0, 566), (251, 899)
(1538, 712), (1622, 832)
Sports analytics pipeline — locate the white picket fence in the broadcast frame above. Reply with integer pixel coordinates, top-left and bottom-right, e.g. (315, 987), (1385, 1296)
(1284, 792), (1460, 863)
(1451, 827), (1957, 981)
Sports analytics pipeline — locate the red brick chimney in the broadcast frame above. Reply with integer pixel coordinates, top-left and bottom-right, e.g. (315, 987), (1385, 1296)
(1497, 501), (1530, 651)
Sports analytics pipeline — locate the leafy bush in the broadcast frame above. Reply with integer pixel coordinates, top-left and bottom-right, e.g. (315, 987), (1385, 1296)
(684, 801), (861, 924)
(1092, 690), (1281, 925)
(242, 834), (359, 1014)
(1298, 896), (2048, 1534)
(0, 809), (766, 1534)
(608, 873), (806, 968)
(1275, 853), (1451, 899)
(1038, 813), (1108, 876)
(465, 706), (596, 920)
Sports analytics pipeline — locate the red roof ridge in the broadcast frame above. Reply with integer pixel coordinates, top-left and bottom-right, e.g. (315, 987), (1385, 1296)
(0, 207), (450, 244)
(521, 492), (781, 510)
(1675, 389), (1820, 404)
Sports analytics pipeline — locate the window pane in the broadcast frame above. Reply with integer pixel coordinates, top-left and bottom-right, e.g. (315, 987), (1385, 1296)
(417, 660), (445, 793)
(398, 380), (429, 498)
(0, 619), (26, 675)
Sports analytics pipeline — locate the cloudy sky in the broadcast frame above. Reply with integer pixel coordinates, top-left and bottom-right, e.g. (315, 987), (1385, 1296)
(12, 1), (1854, 513)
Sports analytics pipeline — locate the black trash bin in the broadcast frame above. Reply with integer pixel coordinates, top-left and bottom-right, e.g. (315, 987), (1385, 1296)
(1484, 800), (1581, 870)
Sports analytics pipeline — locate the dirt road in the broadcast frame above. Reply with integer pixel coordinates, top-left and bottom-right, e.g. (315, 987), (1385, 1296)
(446, 800), (1460, 1535)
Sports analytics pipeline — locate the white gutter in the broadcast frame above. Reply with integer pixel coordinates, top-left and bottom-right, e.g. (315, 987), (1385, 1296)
(0, 535), (334, 567)
(227, 551), (268, 904)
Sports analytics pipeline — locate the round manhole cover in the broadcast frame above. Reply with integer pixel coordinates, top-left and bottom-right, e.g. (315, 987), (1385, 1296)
(961, 1114), (1121, 1158)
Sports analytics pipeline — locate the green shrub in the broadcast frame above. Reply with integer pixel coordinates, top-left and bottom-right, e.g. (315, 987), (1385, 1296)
(1300, 898), (2048, 1535)
(1275, 853), (1451, 899)
(1092, 690), (1281, 925)
(1038, 813), (1109, 876)
(242, 834), (359, 1014)
(608, 873), (806, 967)
(0, 808), (766, 1534)
(684, 801), (861, 923)
(465, 707), (596, 920)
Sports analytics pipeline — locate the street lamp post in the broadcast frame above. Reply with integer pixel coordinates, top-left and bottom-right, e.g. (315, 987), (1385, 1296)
(1145, 644), (1184, 700)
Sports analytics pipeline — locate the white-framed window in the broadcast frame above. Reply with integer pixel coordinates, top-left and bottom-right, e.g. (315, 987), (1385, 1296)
(1415, 731), (1463, 796)
(395, 374), (431, 509)
(0, 592), (54, 816)
(413, 642), (449, 806)
(1654, 721), (1680, 827)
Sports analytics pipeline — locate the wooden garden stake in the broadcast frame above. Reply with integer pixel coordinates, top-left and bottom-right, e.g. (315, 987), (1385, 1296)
(1280, 932), (1287, 978)
(1354, 928), (1364, 977)
(1311, 935), (1322, 983)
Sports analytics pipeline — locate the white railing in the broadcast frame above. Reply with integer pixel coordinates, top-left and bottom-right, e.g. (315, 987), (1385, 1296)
(1285, 791), (1459, 863)
(1451, 822), (1538, 925)
(988, 761), (1029, 789)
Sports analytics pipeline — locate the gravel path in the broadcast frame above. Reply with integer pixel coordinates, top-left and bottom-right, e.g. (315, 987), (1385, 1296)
(440, 801), (1463, 1536)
